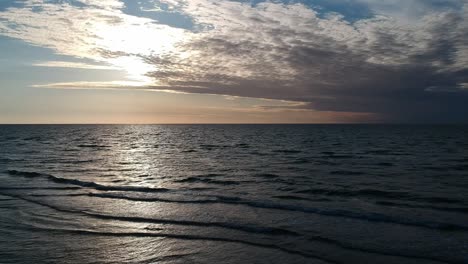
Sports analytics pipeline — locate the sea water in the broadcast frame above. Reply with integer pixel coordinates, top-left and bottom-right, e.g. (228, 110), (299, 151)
(0, 125), (467, 264)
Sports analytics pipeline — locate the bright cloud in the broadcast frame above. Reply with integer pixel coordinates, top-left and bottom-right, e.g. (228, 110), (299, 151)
(32, 61), (118, 70)
(0, 0), (187, 83)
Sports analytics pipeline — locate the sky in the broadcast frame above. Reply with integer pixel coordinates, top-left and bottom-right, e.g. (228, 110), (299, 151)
(0, 0), (467, 124)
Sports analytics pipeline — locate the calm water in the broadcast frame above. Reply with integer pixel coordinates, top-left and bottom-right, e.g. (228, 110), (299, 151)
(0, 125), (467, 264)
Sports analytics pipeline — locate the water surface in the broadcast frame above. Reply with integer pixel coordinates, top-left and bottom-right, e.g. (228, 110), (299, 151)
(0, 125), (467, 264)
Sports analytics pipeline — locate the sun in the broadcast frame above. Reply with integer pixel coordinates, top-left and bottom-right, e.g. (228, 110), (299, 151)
(91, 14), (187, 85)
(107, 56), (154, 84)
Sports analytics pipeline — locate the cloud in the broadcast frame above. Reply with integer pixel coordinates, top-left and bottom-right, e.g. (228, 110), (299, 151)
(144, 0), (468, 122)
(0, 0), (186, 83)
(1, 0), (467, 122)
(32, 61), (119, 70)
(355, 0), (464, 20)
(30, 80), (206, 94)
(31, 81), (152, 90)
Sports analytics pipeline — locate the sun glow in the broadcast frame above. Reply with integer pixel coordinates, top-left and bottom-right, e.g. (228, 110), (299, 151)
(107, 56), (154, 84)
(92, 16), (187, 84)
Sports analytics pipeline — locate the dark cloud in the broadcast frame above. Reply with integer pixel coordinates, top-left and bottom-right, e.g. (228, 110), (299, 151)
(142, 0), (468, 123)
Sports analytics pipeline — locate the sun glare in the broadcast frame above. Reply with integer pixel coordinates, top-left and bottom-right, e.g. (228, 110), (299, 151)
(90, 15), (187, 84)
(107, 56), (154, 83)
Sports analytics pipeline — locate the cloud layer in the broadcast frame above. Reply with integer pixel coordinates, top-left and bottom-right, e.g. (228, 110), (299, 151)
(1, 0), (467, 122)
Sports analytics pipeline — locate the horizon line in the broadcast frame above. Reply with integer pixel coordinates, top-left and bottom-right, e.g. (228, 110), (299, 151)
(0, 123), (466, 125)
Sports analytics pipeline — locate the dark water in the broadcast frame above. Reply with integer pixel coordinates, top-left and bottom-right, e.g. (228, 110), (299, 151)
(0, 125), (467, 264)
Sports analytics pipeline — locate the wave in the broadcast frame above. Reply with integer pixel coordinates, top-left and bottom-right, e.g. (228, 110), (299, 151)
(272, 150), (302, 154)
(189, 173), (225, 178)
(181, 149), (197, 153)
(5, 170), (169, 193)
(199, 144), (232, 150)
(364, 149), (392, 155)
(3, 136), (19, 140)
(375, 201), (468, 214)
(5, 170), (467, 231)
(425, 164), (468, 171)
(296, 188), (405, 198)
(28, 193), (92, 198)
(186, 187), (217, 191)
(175, 177), (241, 185)
(452, 164), (468, 171)
(254, 173), (280, 179)
(303, 235), (454, 264)
(22, 136), (43, 141)
(21, 226), (330, 262)
(77, 144), (110, 149)
(18, 224), (460, 264)
(0, 187), (81, 191)
(320, 152), (355, 159)
(62, 148), (80, 152)
(0, 192), (298, 237)
(273, 195), (314, 201)
(174, 173), (258, 185)
(295, 188), (466, 205)
(137, 253), (197, 263)
(329, 155), (355, 159)
(289, 158), (311, 164)
(1, 192), (460, 264)
(69, 159), (98, 164)
(330, 170), (365, 176)
(375, 162), (394, 167)
(87, 213), (299, 237)
(235, 143), (250, 148)
(174, 177), (251, 185)
(89, 193), (468, 232)
(198, 144), (251, 150)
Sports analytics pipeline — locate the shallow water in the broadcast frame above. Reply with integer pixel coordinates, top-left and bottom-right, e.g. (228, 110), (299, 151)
(0, 125), (467, 264)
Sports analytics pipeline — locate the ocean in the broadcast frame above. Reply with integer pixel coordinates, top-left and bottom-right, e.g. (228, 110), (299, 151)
(0, 125), (467, 264)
